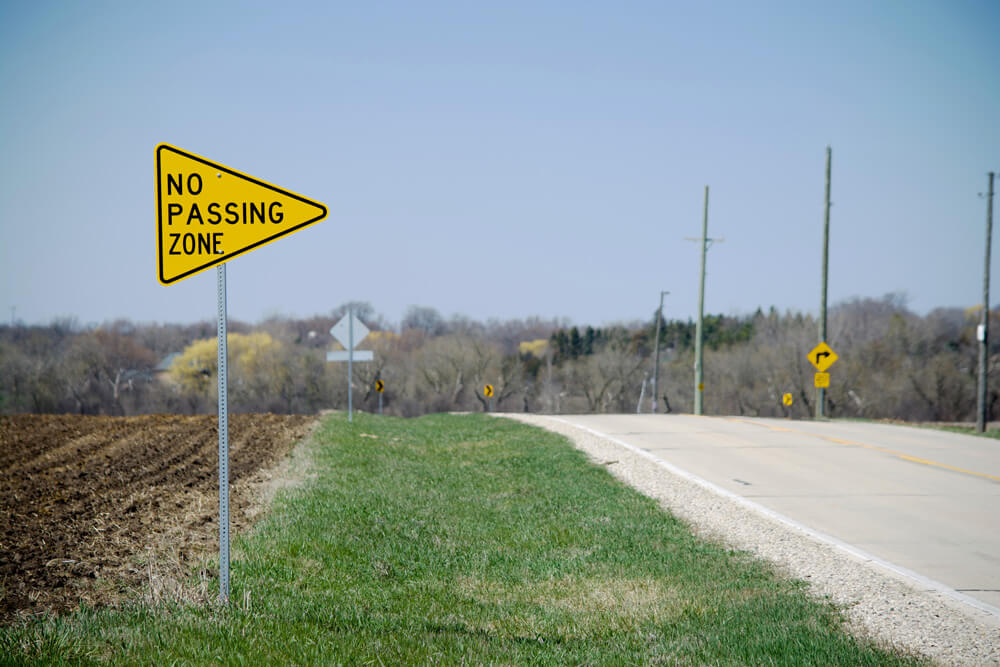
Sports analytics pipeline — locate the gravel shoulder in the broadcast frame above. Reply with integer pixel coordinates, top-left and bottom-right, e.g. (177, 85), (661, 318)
(503, 413), (1000, 666)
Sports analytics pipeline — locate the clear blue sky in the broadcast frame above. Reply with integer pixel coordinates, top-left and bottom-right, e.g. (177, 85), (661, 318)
(1, 1), (997, 328)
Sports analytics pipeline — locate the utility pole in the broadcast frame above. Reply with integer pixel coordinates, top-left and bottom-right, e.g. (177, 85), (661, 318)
(977, 172), (995, 433)
(686, 186), (721, 416)
(651, 290), (669, 412)
(817, 147), (832, 419)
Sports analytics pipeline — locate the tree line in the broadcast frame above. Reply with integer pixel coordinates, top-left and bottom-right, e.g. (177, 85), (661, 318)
(1, 295), (996, 422)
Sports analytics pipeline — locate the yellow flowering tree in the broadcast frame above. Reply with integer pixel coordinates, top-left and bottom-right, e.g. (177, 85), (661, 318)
(169, 332), (284, 397)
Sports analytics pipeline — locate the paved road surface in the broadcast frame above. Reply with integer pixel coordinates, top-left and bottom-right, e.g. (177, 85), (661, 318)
(553, 415), (1000, 611)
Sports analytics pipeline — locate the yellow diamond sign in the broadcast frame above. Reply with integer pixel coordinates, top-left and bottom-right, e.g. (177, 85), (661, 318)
(155, 144), (328, 285)
(807, 341), (839, 372)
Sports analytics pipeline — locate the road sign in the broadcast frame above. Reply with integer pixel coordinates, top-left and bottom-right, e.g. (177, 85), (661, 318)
(326, 309), (374, 423)
(814, 372), (830, 388)
(698, 382), (705, 392)
(375, 379), (384, 393)
(484, 384), (494, 397)
(807, 342), (838, 372)
(155, 144), (327, 285)
(326, 350), (373, 362)
(782, 393), (793, 406)
(331, 314), (369, 349)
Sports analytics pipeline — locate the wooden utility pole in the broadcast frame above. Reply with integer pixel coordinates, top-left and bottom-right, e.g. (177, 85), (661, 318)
(977, 172), (995, 433)
(695, 187), (709, 415)
(685, 188), (721, 415)
(817, 147), (832, 419)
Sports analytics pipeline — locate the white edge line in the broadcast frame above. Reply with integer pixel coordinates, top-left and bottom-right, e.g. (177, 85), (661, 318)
(549, 416), (1000, 620)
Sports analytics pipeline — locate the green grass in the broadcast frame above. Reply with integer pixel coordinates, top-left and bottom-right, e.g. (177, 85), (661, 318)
(1, 413), (923, 665)
(926, 424), (1000, 439)
(840, 417), (1000, 440)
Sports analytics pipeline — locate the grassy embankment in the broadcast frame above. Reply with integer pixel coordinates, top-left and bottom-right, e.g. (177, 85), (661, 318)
(930, 425), (1000, 439)
(847, 417), (1000, 440)
(1, 413), (922, 665)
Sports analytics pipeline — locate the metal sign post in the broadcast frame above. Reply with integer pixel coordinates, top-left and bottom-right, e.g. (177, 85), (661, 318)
(216, 264), (230, 603)
(154, 142), (329, 608)
(348, 307), (354, 422)
(327, 311), (373, 420)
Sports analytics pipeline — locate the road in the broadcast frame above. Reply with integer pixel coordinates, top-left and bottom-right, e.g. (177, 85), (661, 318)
(551, 415), (1000, 612)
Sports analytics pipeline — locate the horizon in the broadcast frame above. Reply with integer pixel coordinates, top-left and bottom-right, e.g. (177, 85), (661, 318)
(5, 292), (986, 333)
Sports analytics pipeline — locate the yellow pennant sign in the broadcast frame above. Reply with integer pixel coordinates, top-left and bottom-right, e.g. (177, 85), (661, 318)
(155, 144), (328, 285)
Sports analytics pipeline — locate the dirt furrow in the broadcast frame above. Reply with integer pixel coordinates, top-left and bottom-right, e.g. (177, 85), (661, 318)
(1, 413), (315, 623)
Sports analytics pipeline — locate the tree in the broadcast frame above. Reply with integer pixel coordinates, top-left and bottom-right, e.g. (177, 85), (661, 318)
(402, 305), (446, 336)
(569, 327), (582, 359)
(91, 328), (156, 415)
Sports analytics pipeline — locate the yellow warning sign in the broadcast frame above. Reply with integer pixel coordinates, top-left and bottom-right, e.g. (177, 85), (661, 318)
(807, 342), (839, 372)
(375, 379), (385, 393)
(155, 144), (328, 285)
(484, 384), (494, 398)
(782, 393), (793, 406)
(814, 372), (830, 388)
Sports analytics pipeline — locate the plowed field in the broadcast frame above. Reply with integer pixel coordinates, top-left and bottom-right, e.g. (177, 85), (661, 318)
(0, 413), (315, 623)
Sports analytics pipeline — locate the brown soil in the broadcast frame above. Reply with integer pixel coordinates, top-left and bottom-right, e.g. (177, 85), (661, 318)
(0, 413), (316, 624)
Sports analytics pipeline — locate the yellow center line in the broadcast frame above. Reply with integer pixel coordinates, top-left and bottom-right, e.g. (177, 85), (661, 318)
(724, 418), (1000, 484)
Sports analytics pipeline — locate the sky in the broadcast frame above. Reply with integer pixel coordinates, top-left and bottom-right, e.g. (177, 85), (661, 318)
(1, 1), (998, 329)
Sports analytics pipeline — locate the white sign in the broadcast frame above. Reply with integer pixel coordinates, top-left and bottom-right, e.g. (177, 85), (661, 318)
(327, 309), (373, 424)
(330, 314), (369, 349)
(326, 350), (373, 362)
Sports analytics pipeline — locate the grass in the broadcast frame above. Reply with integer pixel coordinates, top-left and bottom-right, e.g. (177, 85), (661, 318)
(840, 416), (1000, 440)
(1, 413), (923, 665)
(926, 424), (1000, 439)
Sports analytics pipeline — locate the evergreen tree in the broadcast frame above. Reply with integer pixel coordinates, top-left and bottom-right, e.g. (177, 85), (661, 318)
(569, 327), (582, 359)
(583, 326), (595, 355)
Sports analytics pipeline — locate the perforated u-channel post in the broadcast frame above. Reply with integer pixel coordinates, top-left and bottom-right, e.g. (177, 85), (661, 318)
(216, 264), (231, 603)
(348, 307), (353, 423)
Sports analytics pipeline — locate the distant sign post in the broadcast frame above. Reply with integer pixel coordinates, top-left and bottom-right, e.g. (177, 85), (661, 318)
(375, 379), (385, 415)
(327, 309), (372, 422)
(484, 384), (495, 412)
(808, 342), (838, 400)
(154, 144), (327, 604)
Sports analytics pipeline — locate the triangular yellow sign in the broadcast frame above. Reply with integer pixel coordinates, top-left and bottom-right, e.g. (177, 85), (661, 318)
(155, 144), (328, 285)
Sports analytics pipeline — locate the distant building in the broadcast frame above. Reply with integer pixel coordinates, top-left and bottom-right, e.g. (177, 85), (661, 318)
(153, 352), (181, 383)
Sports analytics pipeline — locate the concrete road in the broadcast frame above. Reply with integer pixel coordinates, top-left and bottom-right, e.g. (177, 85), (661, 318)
(554, 415), (1000, 611)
